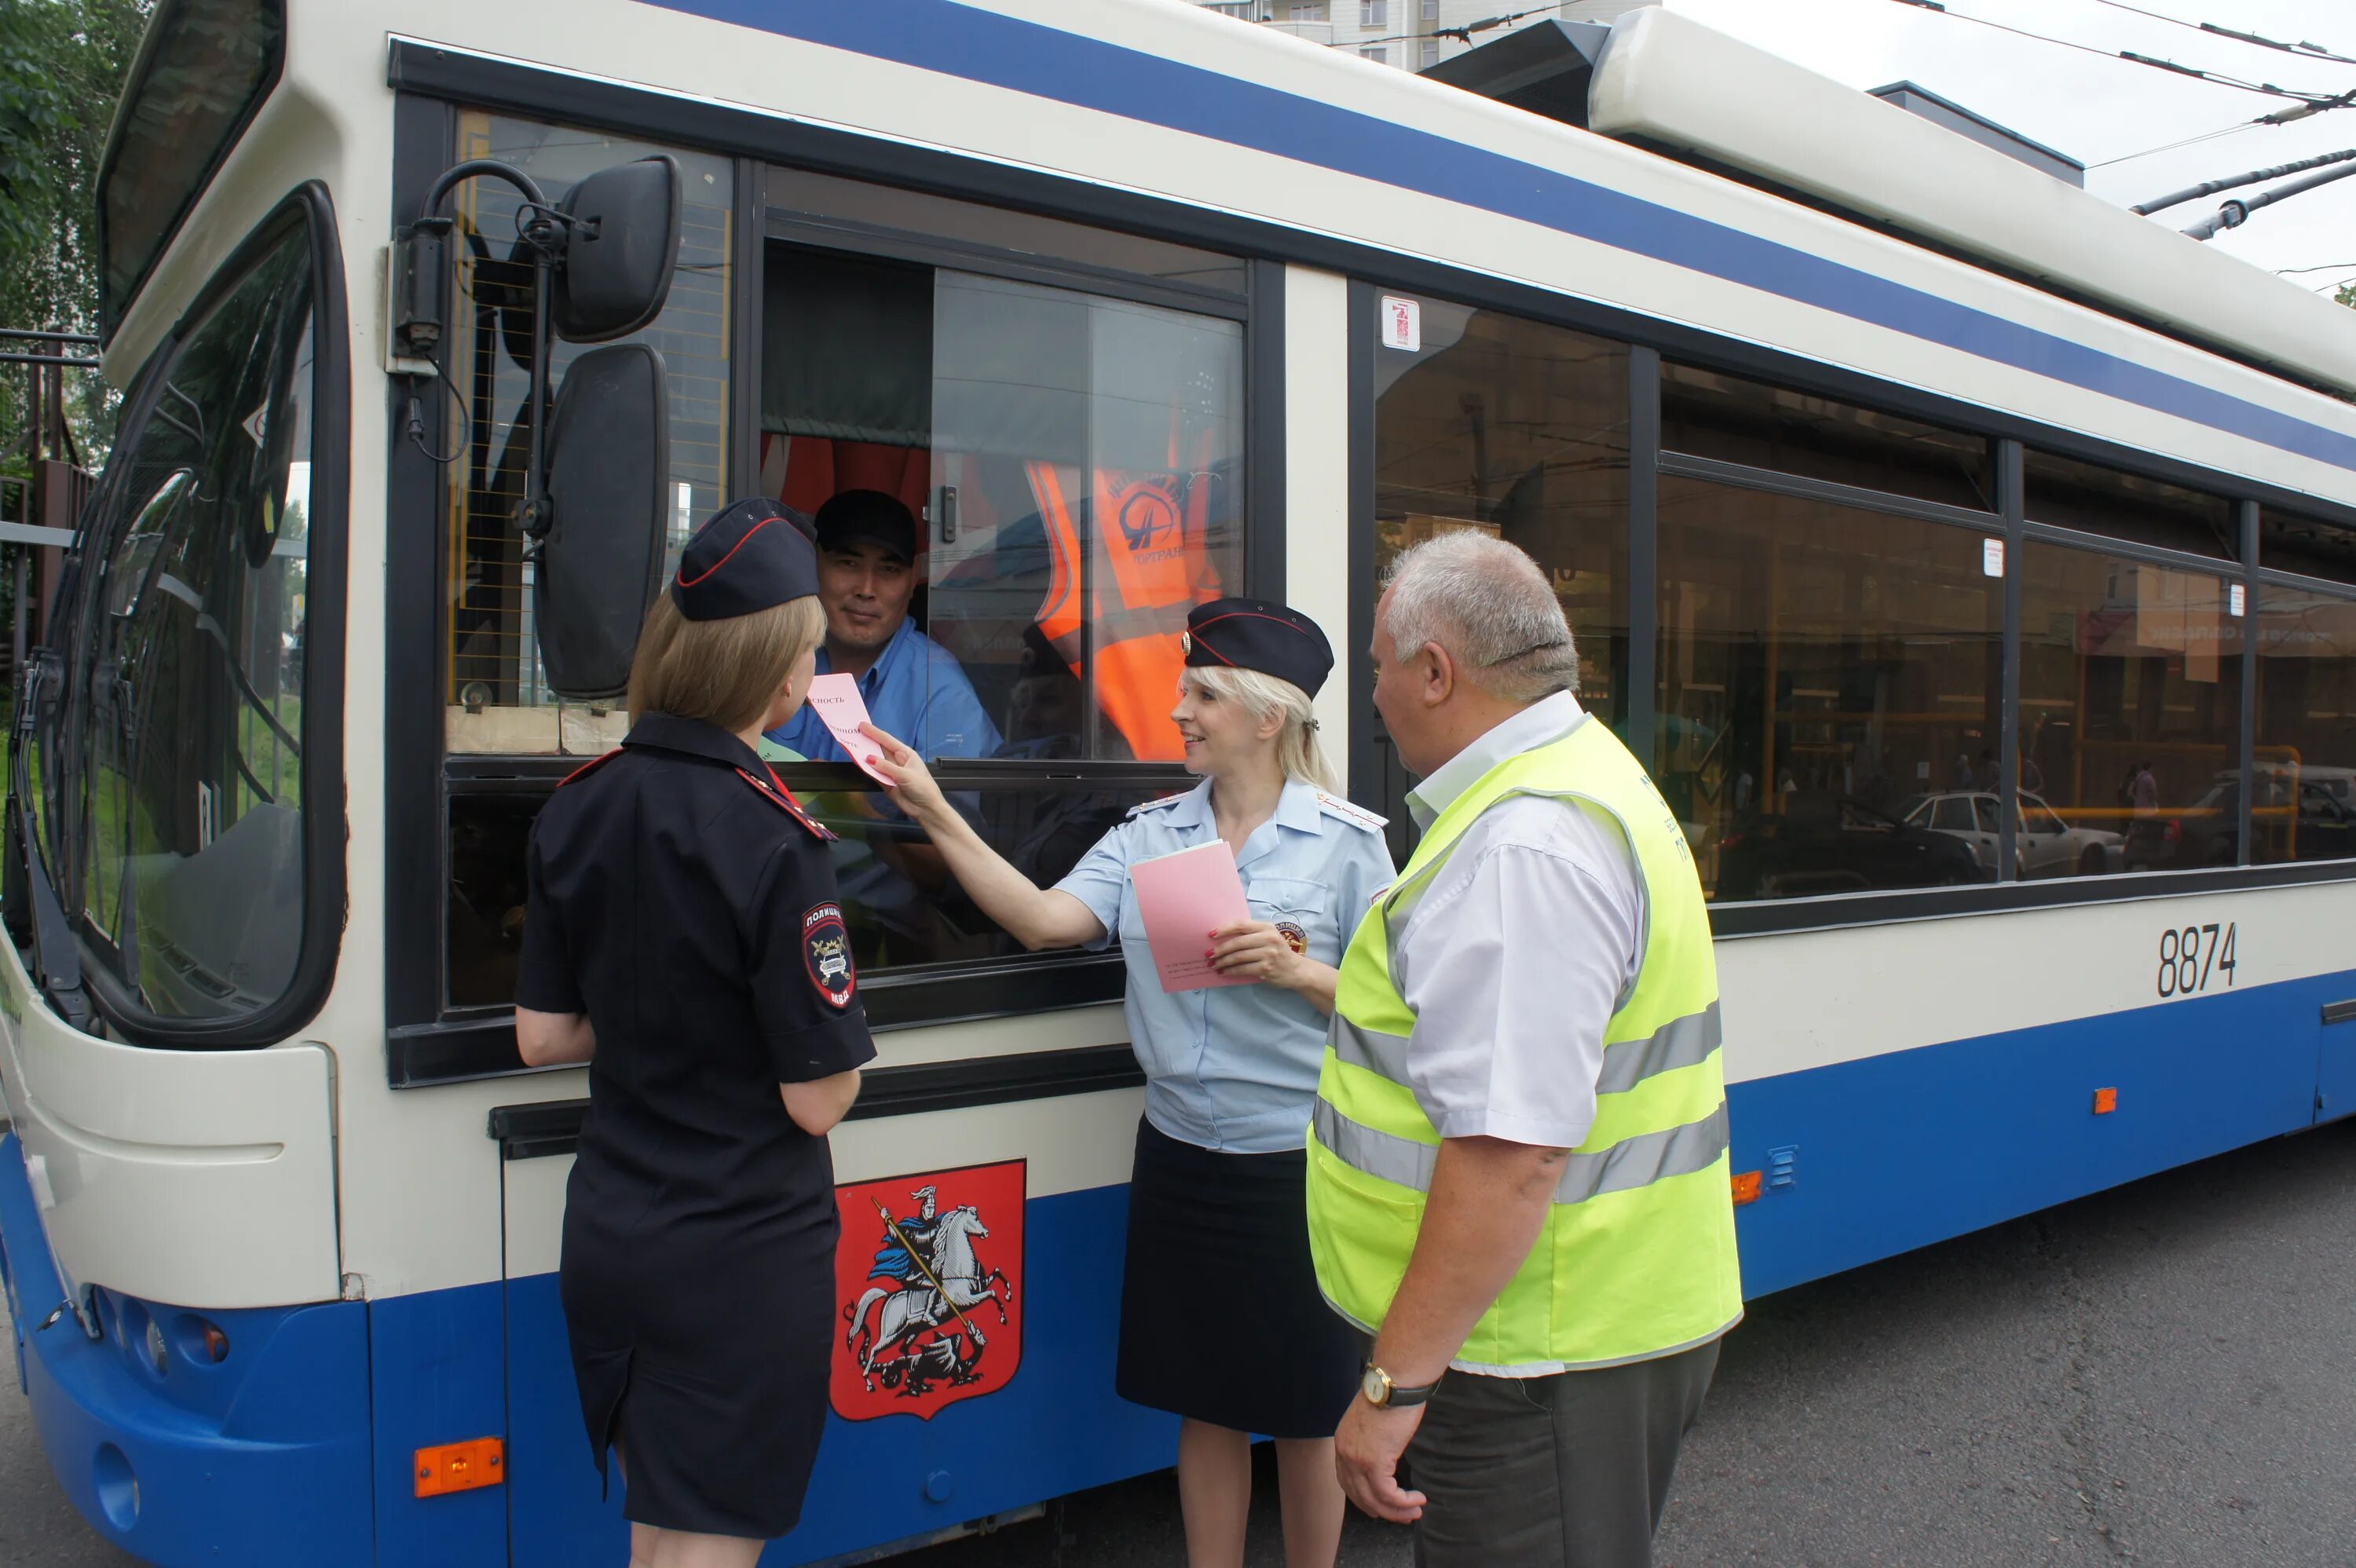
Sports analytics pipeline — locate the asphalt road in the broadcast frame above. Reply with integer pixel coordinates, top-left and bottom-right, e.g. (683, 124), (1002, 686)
(9, 1117), (2356, 1566)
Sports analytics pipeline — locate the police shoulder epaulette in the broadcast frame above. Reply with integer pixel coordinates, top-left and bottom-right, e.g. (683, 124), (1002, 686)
(1125, 791), (1191, 821)
(1315, 791), (1388, 833)
(555, 749), (622, 788)
(735, 766), (838, 842)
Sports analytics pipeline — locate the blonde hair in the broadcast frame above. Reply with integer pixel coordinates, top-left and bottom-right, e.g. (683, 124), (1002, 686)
(1187, 663), (1340, 793)
(626, 591), (826, 732)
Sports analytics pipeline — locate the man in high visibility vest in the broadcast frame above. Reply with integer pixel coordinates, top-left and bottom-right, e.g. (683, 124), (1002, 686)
(1312, 533), (1740, 1567)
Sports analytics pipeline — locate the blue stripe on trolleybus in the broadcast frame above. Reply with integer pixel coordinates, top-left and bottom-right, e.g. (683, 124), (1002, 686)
(649, 0), (2356, 473)
(0, 1134), (372, 1568)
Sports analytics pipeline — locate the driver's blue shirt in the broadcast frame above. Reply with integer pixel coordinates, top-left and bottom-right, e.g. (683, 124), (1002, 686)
(767, 616), (1001, 762)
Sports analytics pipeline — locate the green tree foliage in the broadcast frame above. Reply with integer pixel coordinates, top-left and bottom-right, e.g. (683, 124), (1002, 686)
(0, 0), (152, 465)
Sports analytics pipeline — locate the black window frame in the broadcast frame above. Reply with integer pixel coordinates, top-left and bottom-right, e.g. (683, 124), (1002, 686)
(1344, 276), (2317, 941)
(36, 185), (349, 1048)
(95, 0), (289, 345)
(386, 84), (1286, 1086)
(379, 42), (2356, 1085)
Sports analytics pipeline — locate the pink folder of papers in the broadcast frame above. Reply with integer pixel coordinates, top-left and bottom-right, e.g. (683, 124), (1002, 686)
(1129, 839), (1254, 993)
(803, 672), (896, 785)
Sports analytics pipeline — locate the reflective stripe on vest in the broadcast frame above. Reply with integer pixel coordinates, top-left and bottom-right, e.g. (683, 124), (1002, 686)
(1025, 450), (1221, 761)
(1305, 715), (1744, 1372)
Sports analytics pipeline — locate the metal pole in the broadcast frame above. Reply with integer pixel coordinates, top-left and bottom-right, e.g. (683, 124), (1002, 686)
(2183, 159), (2356, 239)
(2132, 148), (2356, 216)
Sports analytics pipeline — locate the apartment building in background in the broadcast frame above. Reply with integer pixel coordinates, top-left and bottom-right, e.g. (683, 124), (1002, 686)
(1193, 0), (1659, 72)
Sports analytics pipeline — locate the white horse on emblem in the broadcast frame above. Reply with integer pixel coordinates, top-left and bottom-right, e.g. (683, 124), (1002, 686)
(844, 1205), (1015, 1395)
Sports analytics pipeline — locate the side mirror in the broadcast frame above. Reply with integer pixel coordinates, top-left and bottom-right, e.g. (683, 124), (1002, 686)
(534, 344), (671, 699)
(553, 155), (681, 343)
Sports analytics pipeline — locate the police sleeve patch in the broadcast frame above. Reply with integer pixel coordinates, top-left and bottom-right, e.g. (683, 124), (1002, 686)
(803, 903), (857, 1009)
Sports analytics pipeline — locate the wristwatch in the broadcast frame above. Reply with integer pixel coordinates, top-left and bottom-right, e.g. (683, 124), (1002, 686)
(1360, 1364), (1440, 1409)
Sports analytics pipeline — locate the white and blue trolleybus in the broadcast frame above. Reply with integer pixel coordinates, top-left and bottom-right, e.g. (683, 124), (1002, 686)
(7, 2), (2356, 1563)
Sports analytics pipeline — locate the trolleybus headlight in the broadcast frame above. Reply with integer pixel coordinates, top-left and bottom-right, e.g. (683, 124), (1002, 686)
(143, 1316), (167, 1376)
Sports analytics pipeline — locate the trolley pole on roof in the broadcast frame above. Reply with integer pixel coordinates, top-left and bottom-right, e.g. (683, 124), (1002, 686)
(2180, 157), (2356, 239)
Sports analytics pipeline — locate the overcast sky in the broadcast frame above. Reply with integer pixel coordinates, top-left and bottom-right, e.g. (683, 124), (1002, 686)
(1659, 0), (2356, 295)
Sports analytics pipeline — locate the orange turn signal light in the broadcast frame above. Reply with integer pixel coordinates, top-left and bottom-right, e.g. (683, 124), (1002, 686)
(1731, 1170), (1763, 1205)
(2092, 1087), (2118, 1116)
(415, 1438), (504, 1498)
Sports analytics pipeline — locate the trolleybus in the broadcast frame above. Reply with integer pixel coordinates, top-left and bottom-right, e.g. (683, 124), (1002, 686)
(8, 2), (2356, 1563)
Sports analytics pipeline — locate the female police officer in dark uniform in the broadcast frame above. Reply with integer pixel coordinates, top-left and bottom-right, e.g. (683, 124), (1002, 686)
(515, 499), (873, 1568)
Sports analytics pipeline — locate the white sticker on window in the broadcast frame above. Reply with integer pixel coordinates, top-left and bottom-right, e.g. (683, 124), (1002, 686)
(1982, 537), (2004, 578)
(1381, 295), (1421, 353)
(2230, 583), (2246, 617)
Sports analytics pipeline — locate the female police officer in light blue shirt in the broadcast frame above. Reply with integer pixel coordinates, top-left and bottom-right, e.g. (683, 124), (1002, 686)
(865, 598), (1393, 1568)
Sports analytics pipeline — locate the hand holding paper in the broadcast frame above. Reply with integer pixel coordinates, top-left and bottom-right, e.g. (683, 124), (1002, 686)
(1129, 841), (1255, 993)
(803, 674), (896, 785)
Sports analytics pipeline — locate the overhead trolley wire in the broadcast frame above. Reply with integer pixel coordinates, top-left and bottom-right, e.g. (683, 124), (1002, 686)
(2083, 1), (2356, 69)
(1882, 0), (2345, 104)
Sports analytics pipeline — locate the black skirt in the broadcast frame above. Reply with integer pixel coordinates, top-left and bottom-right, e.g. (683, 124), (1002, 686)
(1115, 1117), (1363, 1439)
(559, 1168), (839, 1540)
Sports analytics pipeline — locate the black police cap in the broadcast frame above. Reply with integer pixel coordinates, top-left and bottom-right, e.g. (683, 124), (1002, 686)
(1181, 597), (1334, 698)
(671, 498), (821, 622)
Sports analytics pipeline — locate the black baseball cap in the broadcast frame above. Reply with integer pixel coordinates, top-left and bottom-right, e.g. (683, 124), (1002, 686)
(670, 498), (821, 621)
(1182, 598), (1335, 698)
(813, 489), (917, 565)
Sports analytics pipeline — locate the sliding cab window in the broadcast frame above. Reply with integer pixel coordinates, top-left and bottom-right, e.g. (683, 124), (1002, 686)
(759, 174), (1248, 976)
(60, 210), (319, 1020)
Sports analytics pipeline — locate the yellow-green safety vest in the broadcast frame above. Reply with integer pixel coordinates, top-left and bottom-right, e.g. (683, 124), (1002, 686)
(1306, 713), (1743, 1373)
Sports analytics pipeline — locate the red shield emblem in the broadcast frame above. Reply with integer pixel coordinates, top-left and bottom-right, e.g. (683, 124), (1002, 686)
(832, 1160), (1024, 1422)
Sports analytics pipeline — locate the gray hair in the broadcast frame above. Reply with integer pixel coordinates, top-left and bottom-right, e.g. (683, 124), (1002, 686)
(1379, 532), (1579, 704)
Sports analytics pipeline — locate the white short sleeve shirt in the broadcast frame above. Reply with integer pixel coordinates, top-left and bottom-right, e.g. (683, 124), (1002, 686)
(1391, 693), (1648, 1151)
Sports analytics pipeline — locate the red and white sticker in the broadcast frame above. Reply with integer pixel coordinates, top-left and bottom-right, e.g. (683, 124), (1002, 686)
(1381, 295), (1421, 353)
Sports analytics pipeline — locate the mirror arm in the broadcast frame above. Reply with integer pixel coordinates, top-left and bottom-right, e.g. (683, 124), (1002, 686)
(418, 159), (548, 226)
(401, 159), (564, 535)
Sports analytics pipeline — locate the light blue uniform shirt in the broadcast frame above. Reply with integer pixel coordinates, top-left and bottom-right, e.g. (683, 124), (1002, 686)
(1055, 777), (1396, 1154)
(769, 616), (1001, 762)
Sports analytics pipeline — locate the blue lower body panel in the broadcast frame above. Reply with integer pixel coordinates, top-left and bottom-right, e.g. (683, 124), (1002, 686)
(507, 1181), (1179, 1567)
(1726, 970), (2350, 1296)
(0, 1133), (374, 1568)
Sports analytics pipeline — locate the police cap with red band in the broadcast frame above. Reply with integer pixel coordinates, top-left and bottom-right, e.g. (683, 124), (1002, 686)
(671, 498), (821, 622)
(1180, 597), (1334, 698)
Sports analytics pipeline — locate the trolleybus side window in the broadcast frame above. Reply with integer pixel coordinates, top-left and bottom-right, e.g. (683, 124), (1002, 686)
(2253, 509), (2356, 867)
(1656, 477), (2002, 901)
(2019, 546), (2242, 873)
(2025, 448), (2237, 561)
(1368, 294), (1632, 860)
(1661, 364), (1996, 512)
(65, 215), (317, 1019)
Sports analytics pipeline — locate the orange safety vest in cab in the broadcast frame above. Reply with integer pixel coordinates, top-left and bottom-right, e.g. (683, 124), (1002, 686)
(1024, 452), (1224, 760)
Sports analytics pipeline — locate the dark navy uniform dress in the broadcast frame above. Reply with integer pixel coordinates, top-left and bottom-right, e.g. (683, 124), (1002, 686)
(518, 714), (875, 1539)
